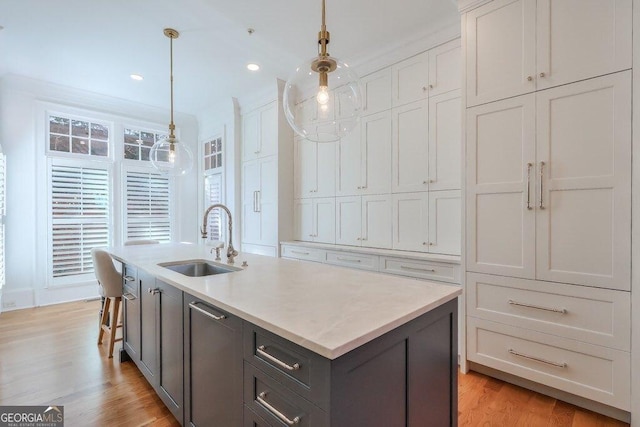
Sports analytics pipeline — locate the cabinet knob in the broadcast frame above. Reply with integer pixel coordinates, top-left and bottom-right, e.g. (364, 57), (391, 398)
(357, 186), (361, 189)
(361, 186), (367, 189)
(429, 84), (434, 89)
(422, 86), (427, 92)
(356, 237), (361, 241)
(254, 150), (261, 154)
(429, 242), (434, 246)
(422, 242), (427, 245)
(527, 76), (533, 82)
(539, 72), (545, 78)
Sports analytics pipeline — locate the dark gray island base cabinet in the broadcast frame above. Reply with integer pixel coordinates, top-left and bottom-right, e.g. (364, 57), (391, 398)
(121, 264), (458, 427)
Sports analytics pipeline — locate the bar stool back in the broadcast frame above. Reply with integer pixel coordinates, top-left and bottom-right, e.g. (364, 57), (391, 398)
(92, 248), (123, 358)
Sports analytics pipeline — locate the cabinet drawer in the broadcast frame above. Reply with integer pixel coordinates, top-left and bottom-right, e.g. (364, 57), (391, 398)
(325, 251), (379, 271)
(467, 318), (630, 411)
(380, 257), (460, 283)
(244, 405), (271, 427)
(243, 323), (330, 410)
(467, 273), (630, 351)
(281, 245), (326, 263)
(122, 266), (138, 296)
(244, 362), (329, 427)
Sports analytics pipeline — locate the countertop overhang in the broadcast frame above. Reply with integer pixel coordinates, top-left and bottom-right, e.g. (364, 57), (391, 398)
(107, 243), (461, 359)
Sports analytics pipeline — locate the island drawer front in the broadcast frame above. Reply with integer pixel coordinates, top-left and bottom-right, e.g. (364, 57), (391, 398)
(380, 257), (460, 283)
(122, 265), (138, 296)
(467, 273), (631, 351)
(244, 405), (272, 427)
(467, 318), (631, 410)
(281, 245), (326, 263)
(244, 362), (329, 427)
(243, 323), (330, 410)
(325, 251), (379, 271)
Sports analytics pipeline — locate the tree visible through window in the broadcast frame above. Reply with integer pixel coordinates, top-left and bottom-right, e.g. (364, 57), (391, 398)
(49, 115), (109, 157)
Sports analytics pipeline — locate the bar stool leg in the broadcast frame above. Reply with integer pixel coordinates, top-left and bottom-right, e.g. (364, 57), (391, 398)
(98, 297), (111, 345)
(108, 297), (121, 358)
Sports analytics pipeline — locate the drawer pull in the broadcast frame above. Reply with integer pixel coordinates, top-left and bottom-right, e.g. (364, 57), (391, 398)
(337, 257), (361, 263)
(257, 391), (301, 425)
(508, 349), (567, 368)
(123, 275), (135, 282)
(189, 302), (226, 321)
(257, 345), (300, 371)
(122, 292), (137, 301)
(508, 300), (567, 314)
(400, 265), (436, 273)
(290, 250), (310, 256)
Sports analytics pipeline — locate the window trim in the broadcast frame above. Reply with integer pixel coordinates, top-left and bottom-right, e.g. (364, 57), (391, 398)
(45, 109), (114, 162)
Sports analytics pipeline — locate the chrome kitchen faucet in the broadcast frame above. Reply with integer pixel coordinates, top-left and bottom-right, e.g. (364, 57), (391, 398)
(201, 204), (238, 264)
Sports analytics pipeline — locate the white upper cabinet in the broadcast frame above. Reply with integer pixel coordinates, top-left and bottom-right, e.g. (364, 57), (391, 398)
(361, 68), (392, 115)
(242, 156), (279, 247)
(392, 100), (429, 193)
(294, 197), (336, 244)
(392, 52), (429, 107)
(428, 190), (461, 256)
(336, 124), (362, 196)
(428, 39), (462, 97)
(429, 90), (462, 191)
(360, 111), (392, 195)
(361, 195), (392, 249)
(466, 72), (631, 290)
(466, 0), (631, 107)
(392, 192), (429, 252)
(335, 196), (362, 246)
(242, 101), (279, 161)
(294, 138), (336, 199)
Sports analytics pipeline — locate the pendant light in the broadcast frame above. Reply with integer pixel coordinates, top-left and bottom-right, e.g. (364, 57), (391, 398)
(283, 0), (362, 143)
(150, 28), (194, 176)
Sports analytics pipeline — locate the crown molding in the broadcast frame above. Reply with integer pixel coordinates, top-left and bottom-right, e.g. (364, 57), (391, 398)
(458, 0), (493, 13)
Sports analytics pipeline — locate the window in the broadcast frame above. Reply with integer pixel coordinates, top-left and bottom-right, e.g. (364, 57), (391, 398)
(0, 151), (5, 291)
(204, 136), (223, 170)
(48, 115), (109, 157)
(204, 173), (223, 242)
(123, 127), (167, 161)
(49, 162), (110, 282)
(124, 169), (172, 242)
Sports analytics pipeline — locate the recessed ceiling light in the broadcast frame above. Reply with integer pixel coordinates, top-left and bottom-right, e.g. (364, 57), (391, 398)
(130, 74), (144, 81)
(247, 63), (260, 72)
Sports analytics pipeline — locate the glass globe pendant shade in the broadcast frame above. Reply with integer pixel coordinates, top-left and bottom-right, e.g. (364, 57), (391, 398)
(283, 57), (362, 143)
(150, 137), (194, 176)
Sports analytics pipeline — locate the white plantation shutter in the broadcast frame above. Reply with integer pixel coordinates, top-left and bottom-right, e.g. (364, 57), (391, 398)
(50, 163), (110, 279)
(204, 173), (223, 241)
(0, 152), (5, 290)
(125, 170), (172, 242)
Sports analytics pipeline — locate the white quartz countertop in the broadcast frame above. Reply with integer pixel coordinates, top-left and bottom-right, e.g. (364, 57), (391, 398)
(107, 243), (461, 359)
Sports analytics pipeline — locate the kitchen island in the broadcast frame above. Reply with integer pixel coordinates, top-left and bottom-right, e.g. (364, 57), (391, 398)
(108, 243), (461, 427)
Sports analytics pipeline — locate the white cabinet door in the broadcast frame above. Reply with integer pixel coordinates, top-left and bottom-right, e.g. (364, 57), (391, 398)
(536, 0), (632, 91)
(429, 90), (461, 191)
(466, 94), (536, 278)
(316, 141), (336, 197)
(391, 100), (429, 193)
(293, 199), (313, 241)
(336, 124), (361, 196)
(258, 102), (278, 158)
(294, 138), (316, 198)
(361, 195), (392, 249)
(258, 156), (278, 246)
(429, 190), (461, 256)
(313, 198), (336, 244)
(535, 72), (631, 290)
(392, 51), (429, 107)
(466, 0), (536, 106)
(241, 160), (261, 244)
(361, 68), (392, 115)
(392, 192), (429, 252)
(361, 111), (392, 195)
(428, 38), (461, 97)
(242, 110), (259, 162)
(335, 196), (362, 246)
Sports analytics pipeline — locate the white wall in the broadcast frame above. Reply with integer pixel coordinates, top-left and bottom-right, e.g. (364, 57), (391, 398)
(0, 74), (199, 310)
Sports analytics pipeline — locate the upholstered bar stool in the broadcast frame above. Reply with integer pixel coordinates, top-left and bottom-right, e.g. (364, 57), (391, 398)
(92, 248), (123, 358)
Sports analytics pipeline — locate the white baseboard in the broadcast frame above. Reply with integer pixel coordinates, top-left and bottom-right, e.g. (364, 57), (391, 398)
(1, 288), (35, 311)
(1, 284), (100, 311)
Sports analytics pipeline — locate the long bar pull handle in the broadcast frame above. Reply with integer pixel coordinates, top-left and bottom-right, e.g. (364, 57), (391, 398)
(336, 257), (361, 263)
(122, 292), (137, 301)
(256, 190), (261, 213)
(526, 163), (533, 210)
(538, 161), (545, 209)
(508, 349), (567, 368)
(290, 250), (310, 256)
(508, 300), (567, 314)
(257, 391), (301, 425)
(400, 265), (436, 273)
(189, 302), (226, 321)
(123, 275), (135, 282)
(253, 191), (258, 213)
(257, 345), (300, 371)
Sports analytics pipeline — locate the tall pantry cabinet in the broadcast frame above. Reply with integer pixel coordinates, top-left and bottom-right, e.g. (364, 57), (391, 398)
(241, 80), (294, 257)
(462, 0), (633, 414)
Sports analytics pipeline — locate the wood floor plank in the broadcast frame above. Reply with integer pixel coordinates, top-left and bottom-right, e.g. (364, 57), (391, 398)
(0, 301), (630, 427)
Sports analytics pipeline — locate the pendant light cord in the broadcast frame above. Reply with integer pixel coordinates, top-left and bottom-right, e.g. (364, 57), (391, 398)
(169, 34), (175, 140)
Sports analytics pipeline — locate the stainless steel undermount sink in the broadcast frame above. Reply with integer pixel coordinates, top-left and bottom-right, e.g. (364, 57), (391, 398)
(159, 259), (241, 277)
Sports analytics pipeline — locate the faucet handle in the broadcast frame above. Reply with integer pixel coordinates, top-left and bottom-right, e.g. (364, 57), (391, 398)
(200, 225), (208, 239)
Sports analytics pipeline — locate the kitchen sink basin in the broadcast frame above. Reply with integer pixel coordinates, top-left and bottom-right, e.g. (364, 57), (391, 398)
(159, 259), (241, 277)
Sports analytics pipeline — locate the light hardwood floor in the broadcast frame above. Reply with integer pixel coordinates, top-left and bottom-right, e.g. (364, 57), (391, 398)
(0, 301), (630, 426)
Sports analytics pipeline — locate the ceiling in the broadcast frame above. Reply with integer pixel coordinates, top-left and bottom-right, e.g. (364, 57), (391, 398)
(0, 0), (459, 115)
